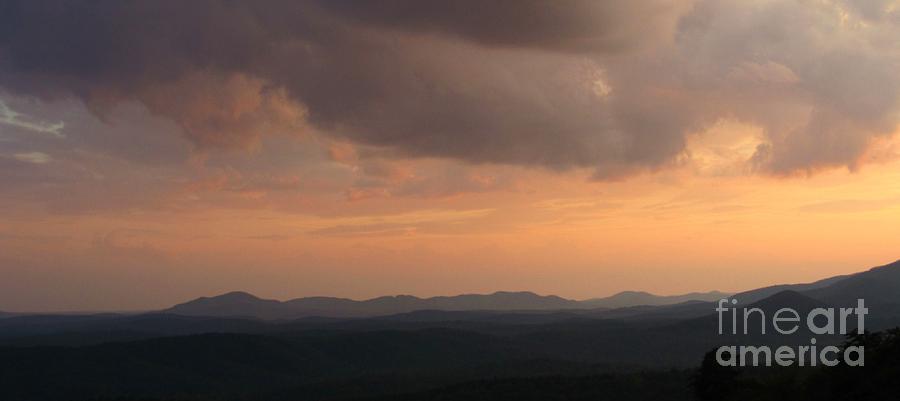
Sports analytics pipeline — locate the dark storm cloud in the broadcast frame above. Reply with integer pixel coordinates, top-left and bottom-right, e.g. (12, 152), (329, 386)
(1, 0), (899, 176)
(318, 0), (685, 52)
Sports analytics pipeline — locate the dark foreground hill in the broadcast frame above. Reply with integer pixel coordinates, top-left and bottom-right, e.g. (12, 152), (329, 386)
(693, 328), (900, 401)
(354, 371), (694, 401)
(0, 329), (537, 401)
(0, 324), (710, 401)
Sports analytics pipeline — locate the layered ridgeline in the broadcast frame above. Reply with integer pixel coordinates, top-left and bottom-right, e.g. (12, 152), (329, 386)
(164, 291), (580, 319)
(164, 290), (729, 319)
(162, 259), (900, 320)
(5, 260), (899, 345)
(3, 259), (898, 325)
(2, 260), (900, 401)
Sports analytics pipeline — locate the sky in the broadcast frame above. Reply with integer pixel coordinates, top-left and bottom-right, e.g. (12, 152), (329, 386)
(2, 0), (900, 311)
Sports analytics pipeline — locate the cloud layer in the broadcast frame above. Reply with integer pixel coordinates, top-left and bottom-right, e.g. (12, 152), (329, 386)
(1, 0), (899, 177)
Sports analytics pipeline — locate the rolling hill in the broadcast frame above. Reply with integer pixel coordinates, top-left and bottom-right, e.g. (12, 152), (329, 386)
(580, 290), (728, 309)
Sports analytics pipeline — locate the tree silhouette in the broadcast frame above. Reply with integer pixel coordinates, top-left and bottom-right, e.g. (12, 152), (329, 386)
(693, 349), (739, 401)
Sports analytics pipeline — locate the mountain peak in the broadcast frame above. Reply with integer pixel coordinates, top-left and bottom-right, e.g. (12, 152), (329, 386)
(213, 291), (262, 302)
(490, 291), (543, 297)
(612, 290), (654, 297)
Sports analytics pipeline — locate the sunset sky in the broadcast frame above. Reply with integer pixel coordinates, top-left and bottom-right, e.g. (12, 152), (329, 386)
(2, 0), (900, 311)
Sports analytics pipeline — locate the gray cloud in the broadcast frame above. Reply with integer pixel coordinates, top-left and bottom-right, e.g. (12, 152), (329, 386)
(0, 99), (64, 137)
(317, 0), (688, 53)
(1, 0), (898, 177)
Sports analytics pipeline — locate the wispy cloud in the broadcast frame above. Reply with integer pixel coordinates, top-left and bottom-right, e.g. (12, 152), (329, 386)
(308, 223), (418, 237)
(798, 197), (900, 214)
(12, 152), (51, 164)
(0, 99), (65, 137)
(308, 208), (495, 237)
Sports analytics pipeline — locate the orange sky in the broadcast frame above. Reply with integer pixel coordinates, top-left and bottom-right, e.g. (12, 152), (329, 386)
(2, 0), (900, 311)
(3, 114), (899, 311)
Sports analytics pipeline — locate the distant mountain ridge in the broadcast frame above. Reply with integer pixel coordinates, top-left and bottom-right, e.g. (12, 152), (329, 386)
(732, 259), (900, 307)
(581, 291), (729, 309)
(165, 291), (583, 319)
(162, 259), (900, 320)
(804, 259), (900, 306)
(731, 274), (850, 304)
(164, 290), (731, 320)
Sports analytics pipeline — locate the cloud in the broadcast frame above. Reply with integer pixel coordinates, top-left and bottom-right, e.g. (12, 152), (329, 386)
(130, 72), (311, 150)
(12, 151), (50, 164)
(669, 0), (900, 174)
(307, 207), (495, 236)
(0, 99), (64, 137)
(798, 197), (900, 213)
(308, 222), (418, 237)
(1, 0), (898, 178)
(318, 0), (689, 53)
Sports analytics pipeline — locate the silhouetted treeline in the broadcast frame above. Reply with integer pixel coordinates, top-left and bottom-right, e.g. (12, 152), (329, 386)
(693, 328), (900, 401)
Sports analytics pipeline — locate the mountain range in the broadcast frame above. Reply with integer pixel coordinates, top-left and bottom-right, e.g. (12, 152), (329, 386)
(3, 259), (900, 401)
(162, 259), (900, 320)
(164, 291), (580, 319)
(163, 290), (730, 319)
